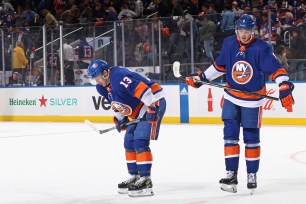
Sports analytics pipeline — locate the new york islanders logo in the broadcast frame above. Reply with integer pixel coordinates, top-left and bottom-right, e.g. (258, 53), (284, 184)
(232, 61), (253, 84)
(111, 101), (132, 116)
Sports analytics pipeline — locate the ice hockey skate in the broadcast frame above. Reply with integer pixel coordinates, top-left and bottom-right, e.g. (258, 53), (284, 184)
(247, 173), (257, 195)
(219, 171), (238, 193)
(118, 175), (140, 194)
(128, 176), (154, 197)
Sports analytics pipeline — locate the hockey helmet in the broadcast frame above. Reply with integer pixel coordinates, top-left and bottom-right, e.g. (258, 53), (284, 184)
(87, 60), (109, 78)
(236, 14), (256, 30)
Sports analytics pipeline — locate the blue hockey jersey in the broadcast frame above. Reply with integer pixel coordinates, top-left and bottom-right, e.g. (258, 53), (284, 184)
(96, 66), (165, 119)
(75, 41), (93, 60)
(204, 35), (289, 107)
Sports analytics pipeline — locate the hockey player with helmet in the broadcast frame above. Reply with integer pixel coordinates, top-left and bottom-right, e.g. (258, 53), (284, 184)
(185, 14), (294, 194)
(87, 60), (166, 197)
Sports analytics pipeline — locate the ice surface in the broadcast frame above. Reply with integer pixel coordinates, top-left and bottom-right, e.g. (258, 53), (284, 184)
(0, 122), (306, 204)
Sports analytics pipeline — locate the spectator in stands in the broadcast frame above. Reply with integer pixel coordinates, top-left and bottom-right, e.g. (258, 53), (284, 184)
(75, 37), (93, 69)
(199, 15), (216, 64)
(12, 41), (28, 83)
(221, 4), (235, 38)
(232, 1), (243, 18)
(53, 0), (66, 20)
(24, 4), (37, 26)
(118, 4), (137, 20)
(2, 0), (14, 12)
(91, 2), (106, 25)
(3, 8), (16, 29)
(281, 12), (295, 32)
(275, 45), (289, 70)
(32, 68), (44, 86)
(105, 6), (118, 21)
(63, 38), (75, 67)
(60, 4), (79, 25)
(47, 46), (60, 85)
(6, 72), (22, 86)
(290, 29), (306, 80)
(259, 12), (280, 44)
(14, 6), (25, 27)
(79, 2), (92, 24)
(64, 60), (75, 85)
(146, 0), (158, 15)
(41, 9), (59, 30)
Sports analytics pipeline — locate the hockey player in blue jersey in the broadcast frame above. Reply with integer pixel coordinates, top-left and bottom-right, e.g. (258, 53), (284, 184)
(75, 37), (93, 69)
(87, 60), (166, 197)
(185, 14), (294, 194)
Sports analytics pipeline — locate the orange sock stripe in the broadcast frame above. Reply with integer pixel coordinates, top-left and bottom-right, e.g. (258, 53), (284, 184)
(224, 145), (240, 156)
(125, 151), (136, 161)
(136, 151), (153, 163)
(245, 147), (261, 159)
(150, 121), (157, 140)
(257, 106), (263, 128)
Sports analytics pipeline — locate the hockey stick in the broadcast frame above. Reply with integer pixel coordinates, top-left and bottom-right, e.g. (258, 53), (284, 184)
(85, 118), (146, 134)
(173, 61), (279, 101)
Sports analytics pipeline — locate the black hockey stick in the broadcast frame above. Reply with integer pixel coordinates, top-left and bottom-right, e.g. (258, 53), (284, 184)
(173, 61), (279, 101)
(85, 118), (146, 134)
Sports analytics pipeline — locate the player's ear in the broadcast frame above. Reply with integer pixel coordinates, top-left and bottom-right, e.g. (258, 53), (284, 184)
(102, 69), (109, 79)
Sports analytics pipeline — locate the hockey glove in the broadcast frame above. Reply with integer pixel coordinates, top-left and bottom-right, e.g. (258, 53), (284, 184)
(113, 116), (129, 133)
(279, 81), (295, 110)
(146, 106), (159, 123)
(185, 71), (208, 88)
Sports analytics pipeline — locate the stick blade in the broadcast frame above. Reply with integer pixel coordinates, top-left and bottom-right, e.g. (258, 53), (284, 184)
(173, 61), (181, 78)
(84, 119), (100, 134)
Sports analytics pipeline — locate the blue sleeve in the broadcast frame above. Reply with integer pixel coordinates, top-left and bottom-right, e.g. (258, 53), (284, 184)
(259, 44), (282, 75)
(216, 37), (230, 67)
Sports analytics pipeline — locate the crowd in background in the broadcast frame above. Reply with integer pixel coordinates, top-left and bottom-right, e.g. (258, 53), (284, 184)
(0, 0), (306, 85)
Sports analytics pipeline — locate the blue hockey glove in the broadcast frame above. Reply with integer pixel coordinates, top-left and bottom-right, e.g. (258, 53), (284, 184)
(113, 116), (129, 133)
(146, 106), (159, 123)
(279, 81), (294, 110)
(185, 71), (208, 88)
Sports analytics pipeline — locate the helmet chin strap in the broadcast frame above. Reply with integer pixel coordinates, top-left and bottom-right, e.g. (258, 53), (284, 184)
(102, 75), (109, 80)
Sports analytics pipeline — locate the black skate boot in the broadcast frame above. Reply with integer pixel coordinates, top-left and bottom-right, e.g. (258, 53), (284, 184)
(118, 175), (139, 194)
(128, 176), (154, 197)
(219, 171), (238, 193)
(247, 173), (257, 195)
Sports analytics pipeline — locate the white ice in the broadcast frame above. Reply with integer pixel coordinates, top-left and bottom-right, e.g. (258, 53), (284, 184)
(0, 122), (306, 204)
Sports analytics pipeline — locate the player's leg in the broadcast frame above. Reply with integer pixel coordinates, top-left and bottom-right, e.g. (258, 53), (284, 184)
(241, 106), (262, 194)
(127, 137), (154, 197)
(220, 99), (241, 193)
(118, 125), (139, 194)
(127, 98), (166, 197)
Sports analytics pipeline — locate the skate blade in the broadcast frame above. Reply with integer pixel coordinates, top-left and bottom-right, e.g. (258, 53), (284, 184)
(128, 188), (154, 197)
(250, 189), (255, 195)
(118, 188), (128, 194)
(220, 184), (237, 193)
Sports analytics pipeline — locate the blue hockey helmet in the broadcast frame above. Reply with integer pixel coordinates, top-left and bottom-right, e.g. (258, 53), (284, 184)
(236, 14), (256, 30)
(87, 60), (109, 78)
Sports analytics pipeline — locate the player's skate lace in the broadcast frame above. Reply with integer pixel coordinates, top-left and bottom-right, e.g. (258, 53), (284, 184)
(118, 174), (140, 194)
(122, 175), (139, 185)
(247, 173), (256, 184)
(225, 171), (235, 178)
(134, 176), (149, 186)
